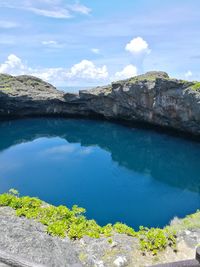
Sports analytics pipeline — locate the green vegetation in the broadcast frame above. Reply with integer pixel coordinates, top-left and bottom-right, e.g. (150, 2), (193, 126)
(113, 72), (170, 85)
(139, 226), (177, 255)
(129, 76), (157, 83)
(169, 210), (200, 232)
(0, 75), (13, 92)
(0, 189), (177, 255)
(191, 82), (200, 91)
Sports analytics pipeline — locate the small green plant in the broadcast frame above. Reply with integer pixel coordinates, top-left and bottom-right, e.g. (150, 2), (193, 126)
(107, 238), (113, 244)
(191, 82), (200, 91)
(0, 190), (177, 255)
(113, 222), (136, 237)
(138, 226), (176, 255)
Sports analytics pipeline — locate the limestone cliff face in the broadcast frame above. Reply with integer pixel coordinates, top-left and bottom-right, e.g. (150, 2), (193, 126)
(1, 71), (200, 135)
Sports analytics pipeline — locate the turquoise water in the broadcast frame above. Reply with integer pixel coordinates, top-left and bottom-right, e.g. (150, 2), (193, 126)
(0, 118), (200, 229)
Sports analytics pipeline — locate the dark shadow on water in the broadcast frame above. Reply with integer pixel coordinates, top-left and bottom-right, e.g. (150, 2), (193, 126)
(1, 118), (200, 193)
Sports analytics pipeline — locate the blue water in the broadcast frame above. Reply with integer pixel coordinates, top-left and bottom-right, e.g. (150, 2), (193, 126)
(58, 86), (92, 93)
(0, 118), (200, 229)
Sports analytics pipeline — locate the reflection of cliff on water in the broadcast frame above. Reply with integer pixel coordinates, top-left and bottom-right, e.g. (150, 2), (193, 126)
(1, 118), (200, 193)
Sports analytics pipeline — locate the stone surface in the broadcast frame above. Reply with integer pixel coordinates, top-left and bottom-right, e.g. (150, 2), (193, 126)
(113, 256), (128, 267)
(1, 71), (200, 136)
(0, 207), (83, 267)
(0, 207), (200, 267)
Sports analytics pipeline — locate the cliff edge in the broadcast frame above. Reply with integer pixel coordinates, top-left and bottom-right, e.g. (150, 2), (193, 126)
(1, 71), (200, 136)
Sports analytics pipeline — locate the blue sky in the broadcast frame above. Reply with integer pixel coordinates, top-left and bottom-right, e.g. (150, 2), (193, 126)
(0, 0), (200, 86)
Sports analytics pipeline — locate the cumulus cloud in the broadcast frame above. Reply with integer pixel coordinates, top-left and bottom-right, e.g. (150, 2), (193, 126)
(0, 55), (108, 85)
(125, 37), (150, 54)
(0, 54), (27, 75)
(0, 0), (91, 19)
(113, 65), (138, 80)
(66, 60), (108, 80)
(31, 68), (65, 82)
(185, 70), (193, 79)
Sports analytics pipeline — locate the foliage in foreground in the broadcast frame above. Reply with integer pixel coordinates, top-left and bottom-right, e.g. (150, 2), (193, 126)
(0, 189), (177, 255)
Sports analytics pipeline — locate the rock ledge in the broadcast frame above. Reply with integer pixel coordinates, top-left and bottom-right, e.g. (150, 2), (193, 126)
(1, 71), (200, 136)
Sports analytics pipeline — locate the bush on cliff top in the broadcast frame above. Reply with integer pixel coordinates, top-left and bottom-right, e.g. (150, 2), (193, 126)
(191, 82), (200, 91)
(0, 189), (177, 255)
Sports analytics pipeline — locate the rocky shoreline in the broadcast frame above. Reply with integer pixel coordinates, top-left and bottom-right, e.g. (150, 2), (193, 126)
(0, 206), (200, 267)
(1, 71), (200, 137)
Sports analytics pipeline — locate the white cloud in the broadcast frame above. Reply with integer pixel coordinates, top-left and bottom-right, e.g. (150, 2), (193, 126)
(68, 3), (91, 15)
(91, 48), (100, 54)
(113, 64), (138, 80)
(0, 54), (27, 75)
(79, 147), (94, 155)
(42, 40), (64, 48)
(185, 70), (193, 79)
(43, 144), (77, 155)
(28, 6), (71, 19)
(0, 20), (19, 29)
(0, 0), (91, 19)
(125, 37), (150, 54)
(31, 68), (65, 82)
(0, 55), (108, 85)
(66, 60), (108, 80)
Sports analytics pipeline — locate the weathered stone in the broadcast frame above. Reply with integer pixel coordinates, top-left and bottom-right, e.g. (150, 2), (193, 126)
(0, 207), (200, 266)
(0, 207), (83, 267)
(113, 256), (128, 267)
(1, 72), (200, 136)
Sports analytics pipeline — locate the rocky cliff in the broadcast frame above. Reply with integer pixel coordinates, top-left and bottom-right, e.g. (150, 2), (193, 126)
(1, 71), (200, 136)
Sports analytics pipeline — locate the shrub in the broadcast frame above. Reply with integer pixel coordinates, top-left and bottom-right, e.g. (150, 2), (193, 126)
(191, 82), (200, 91)
(138, 226), (177, 255)
(0, 190), (177, 255)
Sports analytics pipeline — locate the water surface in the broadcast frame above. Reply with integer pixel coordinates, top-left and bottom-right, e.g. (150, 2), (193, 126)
(0, 118), (200, 229)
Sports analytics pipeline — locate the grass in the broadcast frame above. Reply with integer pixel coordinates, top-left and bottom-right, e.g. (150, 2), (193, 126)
(0, 189), (177, 255)
(191, 82), (200, 91)
(169, 211), (200, 232)
(0, 85), (12, 92)
(0, 75), (14, 92)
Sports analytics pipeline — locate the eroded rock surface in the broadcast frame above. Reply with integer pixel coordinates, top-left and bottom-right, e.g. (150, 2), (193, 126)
(0, 207), (83, 267)
(1, 71), (200, 135)
(0, 207), (199, 267)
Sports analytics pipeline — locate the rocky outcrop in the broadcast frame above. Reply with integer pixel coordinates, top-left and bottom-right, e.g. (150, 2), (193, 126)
(0, 206), (199, 267)
(1, 71), (200, 136)
(0, 207), (82, 267)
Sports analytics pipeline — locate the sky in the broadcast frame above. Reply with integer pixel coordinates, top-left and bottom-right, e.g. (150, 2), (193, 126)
(0, 0), (200, 87)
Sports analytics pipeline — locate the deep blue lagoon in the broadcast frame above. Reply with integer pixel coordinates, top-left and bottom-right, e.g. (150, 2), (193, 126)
(0, 118), (200, 229)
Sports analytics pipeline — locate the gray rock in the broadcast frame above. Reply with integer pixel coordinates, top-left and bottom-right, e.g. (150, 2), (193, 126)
(0, 207), (83, 267)
(113, 256), (128, 267)
(1, 71), (200, 136)
(1, 207), (200, 267)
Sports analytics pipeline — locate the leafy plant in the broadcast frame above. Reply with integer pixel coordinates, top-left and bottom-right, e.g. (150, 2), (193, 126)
(191, 82), (200, 91)
(138, 226), (176, 255)
(113, 222), (137, 237)
(0, 190), (177, 255)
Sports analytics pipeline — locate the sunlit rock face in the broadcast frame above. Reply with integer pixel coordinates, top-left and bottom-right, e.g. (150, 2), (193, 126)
(0, 71), (200, 135)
